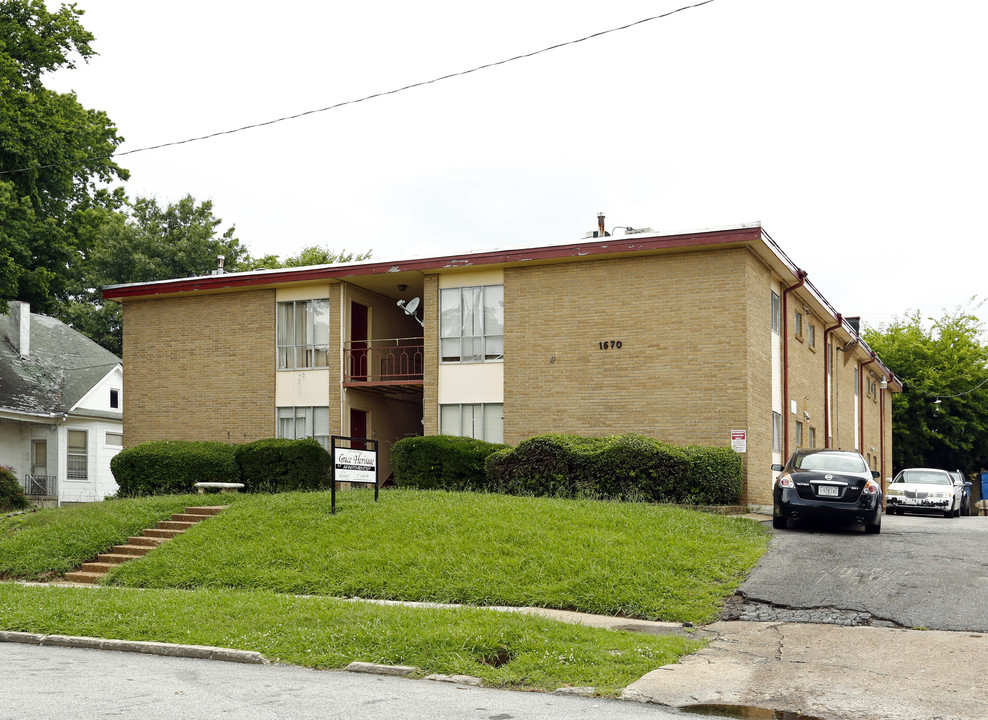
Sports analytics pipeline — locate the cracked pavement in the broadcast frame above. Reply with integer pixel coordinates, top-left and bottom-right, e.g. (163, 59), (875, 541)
(621, 513), (988, 720)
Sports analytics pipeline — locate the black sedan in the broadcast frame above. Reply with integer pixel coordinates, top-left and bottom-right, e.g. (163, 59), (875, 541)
(771, 449), (883, 533)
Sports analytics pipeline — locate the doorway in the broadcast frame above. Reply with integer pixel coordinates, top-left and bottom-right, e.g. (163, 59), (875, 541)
(350, 409), (368, 450)
(351, 302), (368, 381)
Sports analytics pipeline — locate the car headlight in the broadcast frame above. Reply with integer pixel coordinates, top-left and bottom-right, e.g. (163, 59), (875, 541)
(929, 492), (951, 499)
(887, 487), (903, 496)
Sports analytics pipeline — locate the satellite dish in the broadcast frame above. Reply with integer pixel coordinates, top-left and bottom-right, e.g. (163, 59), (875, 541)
(397, 296), (424, 327)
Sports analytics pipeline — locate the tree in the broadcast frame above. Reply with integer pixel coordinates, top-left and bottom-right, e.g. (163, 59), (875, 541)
(863, 304), (988, 475)
(241, 245), (372, 270)
(0, 0), (128, 313)
(66, 195), (248, 355)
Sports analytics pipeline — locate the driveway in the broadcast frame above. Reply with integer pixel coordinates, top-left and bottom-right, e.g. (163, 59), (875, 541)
(730, 513), (988, 632)
(623, 513), (988, 719)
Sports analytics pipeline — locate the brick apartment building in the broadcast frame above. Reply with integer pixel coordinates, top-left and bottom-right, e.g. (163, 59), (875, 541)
(103, 221), (900, 507)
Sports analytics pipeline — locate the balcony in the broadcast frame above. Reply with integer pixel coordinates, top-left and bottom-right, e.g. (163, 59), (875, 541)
(343, 338), (424, 394)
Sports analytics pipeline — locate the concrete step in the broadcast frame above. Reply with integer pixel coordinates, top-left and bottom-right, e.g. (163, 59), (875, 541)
(80, 561), (116, 574)
(143, 528), (183, 539)
(128, 536), (164, 547)
(156, 520), (197, 531)
(112, 544), (152, 557)
(96, 553), (137, 564)
(184, 505), (226, 516)
(170, 513), (208, 523)
(63, 571), (104, 584)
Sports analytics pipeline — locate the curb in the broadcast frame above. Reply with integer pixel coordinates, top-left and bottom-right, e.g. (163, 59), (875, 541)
(0, 630), (267, 665)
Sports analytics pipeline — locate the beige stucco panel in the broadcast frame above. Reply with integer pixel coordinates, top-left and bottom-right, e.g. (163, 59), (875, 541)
(276, 369), (331, 407)
(438, 363), (505, 404)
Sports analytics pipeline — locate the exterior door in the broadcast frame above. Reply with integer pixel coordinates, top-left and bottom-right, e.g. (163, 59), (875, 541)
(30, 439), (48, 495)
(350, 409), (367, 450)
(351, 302), (368, 381)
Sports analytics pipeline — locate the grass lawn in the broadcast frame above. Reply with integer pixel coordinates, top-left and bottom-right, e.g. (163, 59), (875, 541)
(0, 489), (768, 695)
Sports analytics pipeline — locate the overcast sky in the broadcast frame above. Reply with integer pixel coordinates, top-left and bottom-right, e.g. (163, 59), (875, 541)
(47, 0), (987, 331)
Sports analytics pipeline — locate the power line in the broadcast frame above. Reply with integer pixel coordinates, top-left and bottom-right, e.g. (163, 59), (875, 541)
(0, 0), (718, 177)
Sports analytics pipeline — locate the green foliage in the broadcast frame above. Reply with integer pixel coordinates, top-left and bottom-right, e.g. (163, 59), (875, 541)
(110, 441), (239, 497)
(103, 490), (768, 623)
(484, 433), (741, 505)
(0, 582), (703, 696)
(0, 494), (228, 577)
(0, 465), (29, 512)
(234, 438), (331, 493)
(863, 304), (988, 474)
(238, 244), (373, 271)
(0, 0), (128, 314)
(391, 435), (508, 490)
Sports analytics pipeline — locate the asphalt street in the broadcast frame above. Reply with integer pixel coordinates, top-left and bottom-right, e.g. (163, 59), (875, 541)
(734, 513), (988, 631)
(1, 642), (684, 720)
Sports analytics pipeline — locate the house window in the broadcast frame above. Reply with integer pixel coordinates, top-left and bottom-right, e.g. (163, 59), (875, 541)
(794, 311), (803, 338)
(110, 389), (120, 409)
(440, 403), (504, 443)
(67, 430), (87, 480)
(771, 292), (781, 334)
(277, 299), (330, 369)
(772, 411), (782, 453)
(277, 407), (330, 450)
(105, 432), (123, 447)
(439, 285), (504, 363)
(808, 427), (816, 448)
(807, 324), (816, 349)
(795, 421), (803, 447)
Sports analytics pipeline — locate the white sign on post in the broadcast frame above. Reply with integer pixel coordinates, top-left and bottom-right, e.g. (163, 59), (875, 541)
(333, 448), (377, 484)
(731, 430), (747, 453)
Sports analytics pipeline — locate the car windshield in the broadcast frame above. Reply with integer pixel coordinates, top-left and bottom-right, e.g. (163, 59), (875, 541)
(895, 470), (951, 485)
(792, 452), (867, 473)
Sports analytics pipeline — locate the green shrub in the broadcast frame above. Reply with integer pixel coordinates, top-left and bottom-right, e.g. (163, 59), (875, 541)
(0, 466), (30, 512)
(680, 445), (743, 505)
(486, 433), (740, 504)
(110, 441), (239, 497)
(486, 433), (690, 501)
(235, 438), (331, 493)
(392, 435), (508, 490)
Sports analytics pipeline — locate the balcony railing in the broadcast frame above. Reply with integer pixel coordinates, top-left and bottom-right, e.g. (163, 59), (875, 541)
(22, 474), (56, 497)
(344, 337), (424, 383)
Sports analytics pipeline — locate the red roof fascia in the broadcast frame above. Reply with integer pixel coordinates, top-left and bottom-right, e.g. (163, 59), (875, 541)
(102, 225), (761, 300)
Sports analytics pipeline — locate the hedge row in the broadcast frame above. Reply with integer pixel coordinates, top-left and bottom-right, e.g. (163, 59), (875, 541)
(0, 466), (30, 512)
(392, 433), (742, 505)
(110, 438), (331, 497)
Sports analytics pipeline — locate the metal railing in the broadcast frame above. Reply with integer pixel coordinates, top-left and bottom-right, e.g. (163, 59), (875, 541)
(22, 474), (56, 497)
(344, 337), (424, 383)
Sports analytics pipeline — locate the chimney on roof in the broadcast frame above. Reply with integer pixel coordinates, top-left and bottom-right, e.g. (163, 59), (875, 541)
(215, 255), (226, 275)
(9, 301), (30, 358)
(597, 212), (606, 238)
(846, 316), (861, 336)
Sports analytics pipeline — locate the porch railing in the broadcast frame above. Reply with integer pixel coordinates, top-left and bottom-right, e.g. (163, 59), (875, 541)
(344, 337), (424, 383)
(22, 474), (57, 497)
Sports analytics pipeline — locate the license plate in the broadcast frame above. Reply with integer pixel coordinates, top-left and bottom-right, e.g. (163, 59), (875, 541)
(818, 485), (840, 497)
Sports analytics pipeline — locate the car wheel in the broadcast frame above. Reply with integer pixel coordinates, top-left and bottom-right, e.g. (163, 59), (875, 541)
(944, 509), (954, 519)
(865, 518), (881, 534)
(962, 504), (971, 517)
(954, 506), (961, 518)
(772, 515), (787, 530)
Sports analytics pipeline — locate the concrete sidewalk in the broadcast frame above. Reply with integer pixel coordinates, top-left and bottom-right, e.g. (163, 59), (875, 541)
(621, 620), (988, 720)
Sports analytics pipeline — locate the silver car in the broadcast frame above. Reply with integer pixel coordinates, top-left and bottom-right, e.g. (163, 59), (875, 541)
(886, 468), (962, 518)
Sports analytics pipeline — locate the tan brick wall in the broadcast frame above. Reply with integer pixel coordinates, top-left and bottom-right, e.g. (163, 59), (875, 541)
(422, 273), (440, 434)
(122, 290), (276, 446)
(503, 247), (756, 489)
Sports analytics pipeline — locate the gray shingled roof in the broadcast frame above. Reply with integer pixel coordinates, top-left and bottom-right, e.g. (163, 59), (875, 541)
(0, 309), (121, 417)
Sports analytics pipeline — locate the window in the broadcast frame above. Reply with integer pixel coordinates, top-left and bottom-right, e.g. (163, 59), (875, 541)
(277, 299), (330, 369)
(772, 411), (782, 453)
(771, 292), (781, 334)
(105, 432), (123, 447)
(67, 430), (87, 480)
(794, 311), (803, 338)
(440, 403), (504, 443)
(440, 285), (504, 363)
(807, 324), (816, 349)
(277, 407), (330, 449)
(795, 421), (803, 447)
(808, 427), (816, 448)
(110, 389), (120, 409)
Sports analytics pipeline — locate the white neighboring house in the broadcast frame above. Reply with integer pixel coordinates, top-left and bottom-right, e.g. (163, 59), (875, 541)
(0, 301), (123, 504)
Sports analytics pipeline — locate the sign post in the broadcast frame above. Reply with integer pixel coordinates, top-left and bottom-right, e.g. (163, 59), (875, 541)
(330, 435), (379, 515)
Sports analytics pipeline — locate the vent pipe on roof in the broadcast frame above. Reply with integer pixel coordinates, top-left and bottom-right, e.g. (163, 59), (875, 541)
(215, 255), (226, 275)
(9, 300), (30, 358)
(598, 212), (606, 237)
